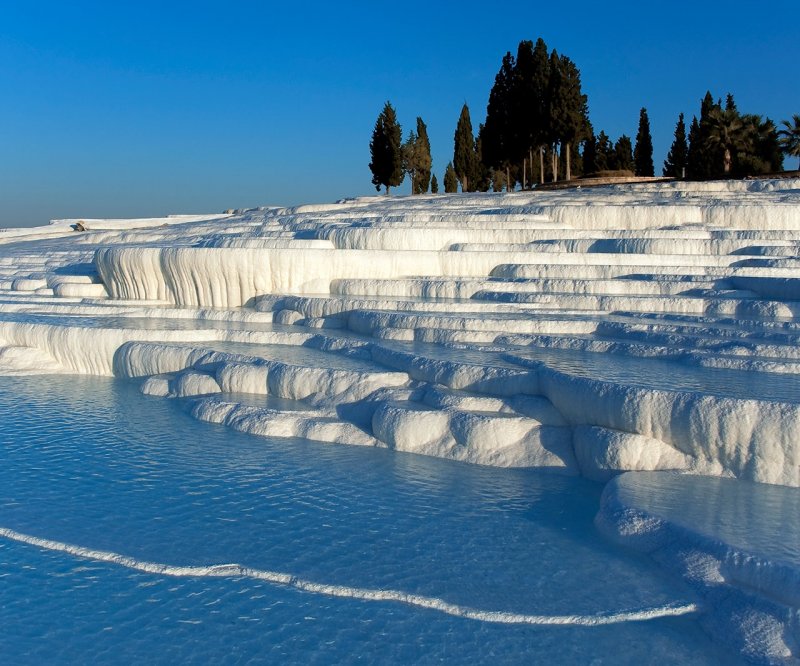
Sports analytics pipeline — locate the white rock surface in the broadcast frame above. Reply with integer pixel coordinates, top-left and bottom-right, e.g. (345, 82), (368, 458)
(0, 180), (798, 486)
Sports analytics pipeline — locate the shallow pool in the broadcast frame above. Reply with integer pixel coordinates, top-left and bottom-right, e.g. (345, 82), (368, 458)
(0, 376), (738, 664)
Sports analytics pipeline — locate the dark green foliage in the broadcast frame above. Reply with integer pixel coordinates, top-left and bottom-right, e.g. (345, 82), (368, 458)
(686, 116), (702, 178)
(778, 114), (800, 169)
(663, 113), (688, 177)
(548, 51), (590, 180)
(453, 103), (479, 191)
(612, 135), (634, 172)
(684, 91), (785, 178)
(634, 108), (654, 176)
(735, 115), (783, 175)
(512, 39), (551, 169)
(444, 162), (458, 193)
(414, 118), (433, 193)
(481, 51), (516, 174)
(582, 134), (598, 174)
(369, 101), (404, 194)
(403, 118), (433, 194)
(474, 124), (492, 192)
(687, 92), (722, 179)
(706, 106), (748, 174)
(430, 173), (439, 194)
(594, 131), (613, 171)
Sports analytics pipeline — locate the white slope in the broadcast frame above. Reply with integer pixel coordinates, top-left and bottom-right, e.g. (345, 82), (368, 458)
(0, 180), (798, 484)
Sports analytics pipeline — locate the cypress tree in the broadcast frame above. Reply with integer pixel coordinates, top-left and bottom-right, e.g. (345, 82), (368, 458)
(369, 101), (403, 194)
(549, 53), (589, 180)
(691, 92), (722, 179)
(663, 113), (688, 177)
(595, 131), (612, 171)
(430, 173), (439, 194)
(582, 133), (598, 174)
(686, 116), (702, 179)
(613, 135), (634, 172)
(530, 39), (552, 170)
(482, 51), (516, 187)
(453, 103), (479, 192)
(512, 38), (551, 185)
(414, 117), (432, 194)
(444, 163), (458, 193)
(634, 107), (654, 176)
(475, 124), (492, 192)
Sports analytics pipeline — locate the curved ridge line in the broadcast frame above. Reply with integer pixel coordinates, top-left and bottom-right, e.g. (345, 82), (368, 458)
(0, 526), (699, 626)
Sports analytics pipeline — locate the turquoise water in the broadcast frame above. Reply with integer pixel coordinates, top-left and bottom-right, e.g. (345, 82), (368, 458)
(0, 376), (738, 664)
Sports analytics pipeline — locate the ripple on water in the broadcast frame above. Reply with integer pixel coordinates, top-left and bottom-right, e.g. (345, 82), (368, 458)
(0, 375), (741, 664)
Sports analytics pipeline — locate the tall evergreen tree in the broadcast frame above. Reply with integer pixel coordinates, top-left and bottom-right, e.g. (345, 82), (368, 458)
(415, 117), (432, 193)
(402, 117), (433, 194)
(613, 135), (634, 172)
(402, 129), (418, 193)
(481, 51), (516, 188)
(453, 103), (479, 192)
(594, 131), (612, 171)
(444, 162), (458, 193)
(582, 133), (598, 174)
(663, 113), (688, 177)
(519, 38), (551, 185)
(548, 53), (590, 180)
(369, 101), (403, 194)
(430, 173), (439, 194)
(634, 107), (655, 176)
(687, 92), (722, 179)
(475, 124), (492, 192)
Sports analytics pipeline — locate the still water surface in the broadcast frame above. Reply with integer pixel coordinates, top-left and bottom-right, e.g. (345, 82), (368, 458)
(0, 375), (738, 664)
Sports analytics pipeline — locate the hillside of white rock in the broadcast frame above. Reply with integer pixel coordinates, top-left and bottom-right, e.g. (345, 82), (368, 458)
(1, 179), (799, 485)
(2, 178), (800, 663)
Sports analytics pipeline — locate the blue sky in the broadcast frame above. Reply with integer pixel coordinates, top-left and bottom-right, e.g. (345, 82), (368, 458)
(0, 1), (797, 226)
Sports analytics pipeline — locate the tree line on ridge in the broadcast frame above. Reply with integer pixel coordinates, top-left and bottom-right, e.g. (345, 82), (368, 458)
(369, 37), (800, 194)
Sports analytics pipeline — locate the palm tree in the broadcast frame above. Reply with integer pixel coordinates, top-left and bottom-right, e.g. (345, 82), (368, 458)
(778, 114), (800, 170)
(706, 107), (749, 175)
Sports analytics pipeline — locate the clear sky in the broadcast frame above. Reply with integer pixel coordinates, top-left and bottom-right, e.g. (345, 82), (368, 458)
(0, 1), (797, 227)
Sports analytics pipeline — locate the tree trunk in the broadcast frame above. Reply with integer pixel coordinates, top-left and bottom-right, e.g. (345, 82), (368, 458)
(506, 166), (511, 192)
(539, 147), (544, 184)
(523, 158), (527, 190)
(529, 148), (534, 187)
(565, 142), (571, 181)
(723, 148), (732, 174)
(552, 146), (558, 183)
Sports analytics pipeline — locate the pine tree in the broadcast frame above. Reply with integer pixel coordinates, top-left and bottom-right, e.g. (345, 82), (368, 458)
(613, 135), (634, 172)
(369, 101), (403, 194)
(634, 107), (654, 176)
(663, 113), (688, 177)
(444, 162), (458, 193)
(453, 103), (479, 192)
(430, 173), (439, 194)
